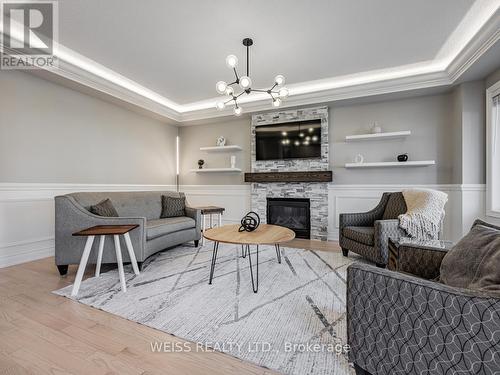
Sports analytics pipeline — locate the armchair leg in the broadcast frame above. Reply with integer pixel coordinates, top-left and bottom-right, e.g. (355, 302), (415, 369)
(354, 364), (372, 375)
(376, 262), (385, 268)
(342, 248), (349, 257)
(57, 265), (68, 277)
(194, 240), (199, 247)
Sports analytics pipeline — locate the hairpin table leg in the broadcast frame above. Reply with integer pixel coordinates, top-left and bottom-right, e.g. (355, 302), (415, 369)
(208, 241), (219, 284)
(275, 244), (282, 264)
(247, 244), (259, 293)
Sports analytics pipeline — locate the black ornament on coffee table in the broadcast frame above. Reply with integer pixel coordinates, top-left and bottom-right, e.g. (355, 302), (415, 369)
(238, 211), (260, 232)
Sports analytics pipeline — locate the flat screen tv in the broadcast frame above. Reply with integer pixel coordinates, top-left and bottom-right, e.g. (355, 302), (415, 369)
(255, 119), (322, 161)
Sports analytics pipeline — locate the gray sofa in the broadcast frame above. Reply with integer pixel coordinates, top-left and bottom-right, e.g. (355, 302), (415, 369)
(54, 191), (201, 276)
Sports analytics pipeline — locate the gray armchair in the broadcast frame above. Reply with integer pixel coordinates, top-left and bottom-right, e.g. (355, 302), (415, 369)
(347, 222), (500, 374)
(339, 192), (408, 267)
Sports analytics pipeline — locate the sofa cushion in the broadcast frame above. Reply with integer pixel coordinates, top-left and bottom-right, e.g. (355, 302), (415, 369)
(88, 199), (118, 217)
(146, 217), (195, 240)
(69, 191), (184, 220)
(440, 221), (500, 296)
(382, 192), (407, 220)
(161, 195), (186, 218)
(343, 226), (375, 246)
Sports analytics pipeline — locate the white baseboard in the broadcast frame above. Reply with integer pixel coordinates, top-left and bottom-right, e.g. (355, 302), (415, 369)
(0, 237), (55, 268)
(0, 182), (486, 268)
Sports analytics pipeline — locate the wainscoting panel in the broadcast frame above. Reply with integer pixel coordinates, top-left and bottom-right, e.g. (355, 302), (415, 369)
(0, 183), (485, 268)
(181, 185), (251, 225)
(0, 183), (176, 268)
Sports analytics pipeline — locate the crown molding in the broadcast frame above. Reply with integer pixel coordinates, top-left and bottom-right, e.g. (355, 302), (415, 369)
(446, 6), (500, 82)
(1, 4), (498, 123)
(54, 52), (183, 123)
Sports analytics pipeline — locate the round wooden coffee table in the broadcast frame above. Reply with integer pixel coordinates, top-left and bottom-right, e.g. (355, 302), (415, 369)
(203, 224), (295, 293)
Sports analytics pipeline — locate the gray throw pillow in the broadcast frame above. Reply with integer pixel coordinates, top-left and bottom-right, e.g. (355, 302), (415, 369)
(89, 198), (119, 217)
(161, 195), (186, 218)
(382, 192), (407, 220)
(440, 222), (500, 296)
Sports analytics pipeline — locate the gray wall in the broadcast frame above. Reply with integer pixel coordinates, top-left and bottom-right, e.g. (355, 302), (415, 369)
(178, 92), (460, 185)
(485, 68), (500, 89)
(0, 70), (178, 184)
(330, 93), (456, 184)
(459, 81), (486, 184)
(178, 118), (251, 185)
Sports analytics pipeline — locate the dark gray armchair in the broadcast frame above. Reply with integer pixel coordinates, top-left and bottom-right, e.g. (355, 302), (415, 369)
(339, 192), (409, 267)
(346, 221), (500, 374)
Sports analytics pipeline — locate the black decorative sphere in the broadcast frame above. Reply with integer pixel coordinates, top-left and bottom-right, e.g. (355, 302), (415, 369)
(238, 211), (260, 232)
(397, 153), (408, 162)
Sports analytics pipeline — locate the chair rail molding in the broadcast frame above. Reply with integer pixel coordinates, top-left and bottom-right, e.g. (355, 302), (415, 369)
(0, 182), (487, 267)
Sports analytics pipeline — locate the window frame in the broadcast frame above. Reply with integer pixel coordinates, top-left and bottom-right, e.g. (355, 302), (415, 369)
(486, 80), (500, 218)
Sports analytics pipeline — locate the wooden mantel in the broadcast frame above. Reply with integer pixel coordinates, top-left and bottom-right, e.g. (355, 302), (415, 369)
(244, 171), (332, 183)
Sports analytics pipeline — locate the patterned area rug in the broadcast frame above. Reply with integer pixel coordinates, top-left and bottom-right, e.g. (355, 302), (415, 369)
(54, 243), (363, 375)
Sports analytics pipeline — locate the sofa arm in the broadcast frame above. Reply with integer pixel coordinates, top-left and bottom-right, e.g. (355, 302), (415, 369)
(185, 206), (201, 240)
(347, 263), (500, 375)
(398, 243), (449, 280)
(55, 196), (146, 265)
(374, 219), (407, 264)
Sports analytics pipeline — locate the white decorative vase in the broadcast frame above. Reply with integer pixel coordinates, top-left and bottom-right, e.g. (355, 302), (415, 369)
(371, 122), (382, 134)
(216, 136), (226, 147)
(230, 155), (236, 168)
(354, 154), (364, 163)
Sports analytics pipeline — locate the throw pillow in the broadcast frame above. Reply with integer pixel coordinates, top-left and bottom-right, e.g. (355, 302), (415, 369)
(161, 195), (186, 218)
(382, 192), (407, 220)
(89, 198), (119, 217)
(440, 221), (500, 296)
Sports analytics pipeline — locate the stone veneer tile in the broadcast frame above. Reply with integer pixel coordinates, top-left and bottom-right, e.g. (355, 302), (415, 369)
(250, 107), (329, 240)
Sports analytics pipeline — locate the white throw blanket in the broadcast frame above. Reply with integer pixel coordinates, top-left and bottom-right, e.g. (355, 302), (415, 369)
(399, 189), (448, 240)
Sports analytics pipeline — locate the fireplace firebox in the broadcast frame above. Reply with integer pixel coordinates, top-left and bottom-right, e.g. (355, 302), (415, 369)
(266, 198), (310, 239)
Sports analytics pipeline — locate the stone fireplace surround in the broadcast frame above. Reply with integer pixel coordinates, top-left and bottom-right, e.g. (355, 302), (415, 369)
(250, 106), (329, 240)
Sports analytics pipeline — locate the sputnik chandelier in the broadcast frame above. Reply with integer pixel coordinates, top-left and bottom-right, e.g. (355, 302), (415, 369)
(215, 38), (289, 116)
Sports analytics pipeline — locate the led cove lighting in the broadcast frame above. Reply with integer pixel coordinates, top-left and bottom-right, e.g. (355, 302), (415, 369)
(5, 4), (496, 119)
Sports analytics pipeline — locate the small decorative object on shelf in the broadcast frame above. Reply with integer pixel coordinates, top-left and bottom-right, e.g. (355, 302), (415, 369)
(238, 211), (260, 232)
(354, 154), (364, 163)
(198, 159), (205, 169)
(371, 121), (382, 134)
(216, 136), (226, 147)
(230, 155), (236, 168)
(397, 153), (409, 162)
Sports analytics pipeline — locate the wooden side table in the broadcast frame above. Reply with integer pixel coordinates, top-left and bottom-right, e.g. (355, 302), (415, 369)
(196, 206), (225, 245)
(71, 225), (140, 297)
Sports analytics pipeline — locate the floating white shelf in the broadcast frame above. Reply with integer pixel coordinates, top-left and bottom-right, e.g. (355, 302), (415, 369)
(199, 145), (243, 152)
(190, 168), (242, 173)
(345, 160), (435, 168)
(345, 131), (411, 142)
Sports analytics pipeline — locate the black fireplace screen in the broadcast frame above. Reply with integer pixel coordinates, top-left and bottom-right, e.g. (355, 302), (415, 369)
(266, 198), (310, 239)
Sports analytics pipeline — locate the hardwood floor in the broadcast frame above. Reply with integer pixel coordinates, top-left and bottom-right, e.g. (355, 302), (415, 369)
(0, 240), (341, 374)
